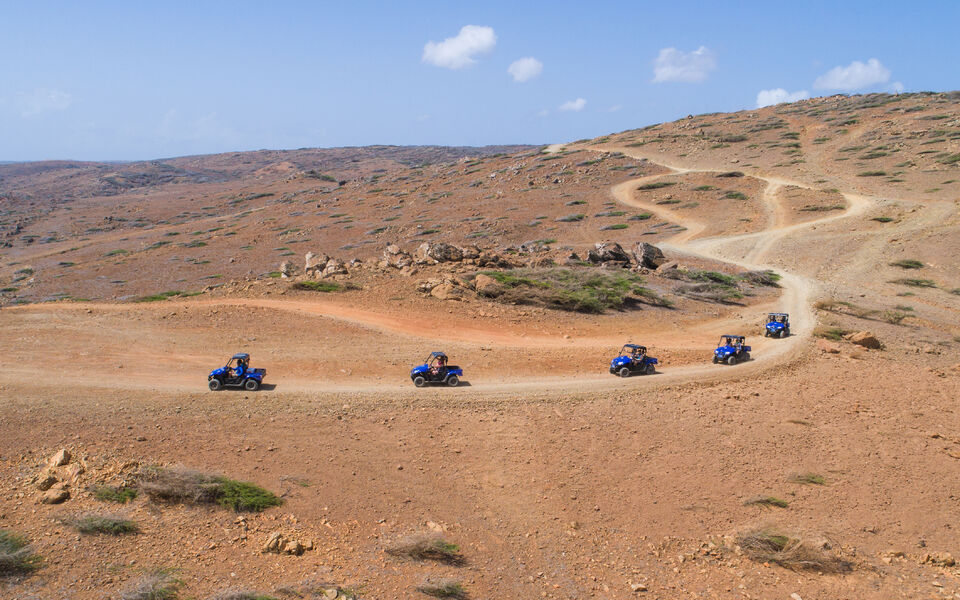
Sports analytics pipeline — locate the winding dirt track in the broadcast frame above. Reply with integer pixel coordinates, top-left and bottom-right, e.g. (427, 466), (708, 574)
(3, 149), (879, 395)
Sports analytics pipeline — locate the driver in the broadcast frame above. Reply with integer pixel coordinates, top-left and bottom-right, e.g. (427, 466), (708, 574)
(631, 347), (645, 362)
(430, 354), (446, 375)
(235, 358), (247, 379)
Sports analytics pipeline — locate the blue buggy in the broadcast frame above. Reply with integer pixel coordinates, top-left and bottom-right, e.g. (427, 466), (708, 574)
(764, 312), (790, 338)
(713, 335), (751, 365)
(208, 353), (266, 391)
(610, 344), (658, 377)
(411, 351), (463, 387)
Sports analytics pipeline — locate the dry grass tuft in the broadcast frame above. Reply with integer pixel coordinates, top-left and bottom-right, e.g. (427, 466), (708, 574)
(0, 529), (42, 575)
(416, 578), (466, 599)
(120, 569), (182, 600)
(744, 496), (789, 509)
(788, 472), (826, 485)
(136, 466), (281, 512)
(387, 532), (464, 565)
(736, 527), (851, 572)
(58, 513), (138, 535)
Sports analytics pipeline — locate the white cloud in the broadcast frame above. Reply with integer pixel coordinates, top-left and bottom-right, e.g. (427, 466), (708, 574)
(17, 88), (72, 117)
(605, 104), (623, 112)
(652, 46), (716, 83)
(891, 81), (904, 94)
(813, 58), (890, 91)
(756, 88), (810, 108)
(422, 25), (496, 69)
(508, 57), (543, 82)
(536, 109), (550, 118)
(558, 98), (586, 112)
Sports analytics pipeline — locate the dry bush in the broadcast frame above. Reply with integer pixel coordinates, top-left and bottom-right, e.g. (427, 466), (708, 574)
(736, 527), (851, 573)
(788, 472), (826, 485)
(0, 529), (42, 575)
(120, 569), (182, 600)
(137, 467), (222, 504)
(387, 532), (464, 565)
(58, 513), (138, 535)
(416, 578), (466, 599)
(274, 581), (359, 599)
(743, 496), (789, 508)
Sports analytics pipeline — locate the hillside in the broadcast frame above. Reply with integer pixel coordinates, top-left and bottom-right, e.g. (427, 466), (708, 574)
(1, 93), (959, 600)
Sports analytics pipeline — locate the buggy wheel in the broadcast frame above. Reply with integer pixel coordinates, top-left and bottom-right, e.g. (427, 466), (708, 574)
(413, 376), (426, 388)
(779, 330), (787, 338)
(712, 356), (718, 364)
(619, 367), (631, 378)
(764, 330), (770, 337)
(243, 378), (260, 391)
(727, 355), (738, 365)
(208, 378), (222, 391)
(742, 352), (750, 361)
(644, 363), (656, 375)
(446, 375), (460, 387)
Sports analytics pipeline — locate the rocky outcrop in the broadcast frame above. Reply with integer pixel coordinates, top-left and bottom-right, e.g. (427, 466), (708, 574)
(382, 244), (413, 269)
(473, 273), (502, 297)
(262, 531), (314, 556)
(845, 331), (883, 350)
(589, 241), (631, 266)
(304, 252), (329, 275)
(634, 242), (666, 269)
(279, 261), (295, 278)
(415, 242), (464, 264)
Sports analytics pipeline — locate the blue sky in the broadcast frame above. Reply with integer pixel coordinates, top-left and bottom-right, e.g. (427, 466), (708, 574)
(2, 1), (958, 161)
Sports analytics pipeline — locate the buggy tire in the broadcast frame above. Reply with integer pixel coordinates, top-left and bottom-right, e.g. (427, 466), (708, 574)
(645, 363), (656, 375)
(619, 367), (631, 378)
(446, 375), (460, 387)
(764, 330), (770, 337)
(712, 356), (718, 364)
(208, 379), (222, 391)
(742, 352), (750, 361)
(727, 355), (738, 365)
(779, 330), (787, 338)
(243, 378), (260, 391)
(413, 376), (426, 388)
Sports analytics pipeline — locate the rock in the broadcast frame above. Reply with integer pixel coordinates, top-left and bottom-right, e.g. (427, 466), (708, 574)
(322, 258), (348, 277)
(282, 539), (304, 556)
(36, 472), (58, 491)
(279, 261), (295, 278)
(816, 339), (842, 354)
(845, 331), (882, 350)
(657, 260), (679, 272)
(431, 283), (462, 301)
(305, 252), (329, 275)
(426, 242), (464, 263)
(634, 242), (666, 269)
(473, 274), (503, 297)
(922, 552), (956, 567)
(630, 583), (648, 592)
(49, 449), (71, 467)
(460, 244), (481, 260)
(262, 531), (283, 553)
(321, 589), (339, 600)
(593, 241), (631, 264)
(383, 244), (413, 269)
(529, 256), (556, 269)
(40, 488), (70, 504)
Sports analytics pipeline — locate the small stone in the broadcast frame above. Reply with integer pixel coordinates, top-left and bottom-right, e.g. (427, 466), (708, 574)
(36, 472), (58, 491)
(630, 583), (648, 592)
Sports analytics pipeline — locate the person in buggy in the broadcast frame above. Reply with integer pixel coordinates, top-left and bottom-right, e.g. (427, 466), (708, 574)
(429, 353), (447, 376)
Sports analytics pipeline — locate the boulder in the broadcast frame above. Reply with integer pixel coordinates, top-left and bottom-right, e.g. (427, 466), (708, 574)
(383, 244), (413, 269)
(279, 261), (295, 278)
(634, 242), (666, 269)
(431, 283), (462, 301)
(282, 540), (305, 556)
(36, 472), (58, 491)
(529, 256), (556, 269)
(845, 331), (882, 350)
(417, 242), (463, 263)
(322, 258), (348, 277)
(816, 339), (842, 354)
(593, 241), (631, 264)
(262, 531), (311, 556)
(473, 274), (503, 297)
(49, 449), (71, 467)
(304, 252), (329, 275)
(40, 487), (70, 505)
(460, 244), (481, 260)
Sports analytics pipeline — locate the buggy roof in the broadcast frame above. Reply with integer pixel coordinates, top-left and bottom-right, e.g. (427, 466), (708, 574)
(623, 343), (645, 349)
(768, 312), (789, 317)
(231, 353), (250, 360)
(428, 351), (447, 358)
(720, 335), (745, 340)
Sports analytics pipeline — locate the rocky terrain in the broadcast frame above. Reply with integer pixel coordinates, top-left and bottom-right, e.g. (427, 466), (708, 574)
(1, 92), (959, 599)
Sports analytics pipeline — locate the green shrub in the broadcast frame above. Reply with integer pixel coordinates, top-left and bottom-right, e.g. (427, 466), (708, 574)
(890, 259), (923, 269)
(601, 224), (629, 230)
(744, 496), (789, 508)
(137, 467), (282, 513)
(135, 291), (186, 302)
(857, 170), (886, 177)
(636, 181), (675, 190)
(872, 216), (894, 223)
(216, 478), (283, 512)
(291, 281), (342, 292)
(476, 268), (664, 313)
(722, 191), (747, 200)
(890, 278), (936, 288)
(629, 212), (653, 220)
(692, 185), (717, 191)
(92, 485), (138, 503)
(555, 213), (586, 222)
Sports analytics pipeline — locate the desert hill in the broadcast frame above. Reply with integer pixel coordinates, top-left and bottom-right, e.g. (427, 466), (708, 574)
(1, 92), (959, 600)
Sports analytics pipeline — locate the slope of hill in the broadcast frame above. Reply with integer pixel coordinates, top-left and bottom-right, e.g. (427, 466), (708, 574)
(1, 93), (959, 600)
